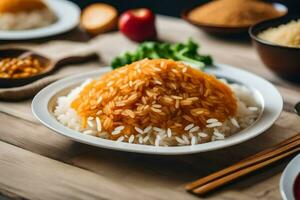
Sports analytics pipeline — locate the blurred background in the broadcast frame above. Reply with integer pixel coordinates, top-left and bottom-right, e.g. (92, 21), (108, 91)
(71, 0), (300, 16)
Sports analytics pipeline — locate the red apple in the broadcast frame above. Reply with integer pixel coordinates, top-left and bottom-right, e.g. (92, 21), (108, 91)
(119, 8), (157, 42)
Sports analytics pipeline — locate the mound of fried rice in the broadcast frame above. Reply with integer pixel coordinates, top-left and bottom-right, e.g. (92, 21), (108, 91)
(54, 59), (260, 146)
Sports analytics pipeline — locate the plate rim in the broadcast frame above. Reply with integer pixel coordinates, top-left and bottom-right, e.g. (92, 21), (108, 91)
(280, 154), (300, 200)
(32, 63), (283, 155)
(0, 0), (80, 40)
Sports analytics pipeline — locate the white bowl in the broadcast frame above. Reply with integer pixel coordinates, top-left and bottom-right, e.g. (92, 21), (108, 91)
(280, 154), (300, 200)
(0, 0), (80, 40)
(32, 63), (283, 155)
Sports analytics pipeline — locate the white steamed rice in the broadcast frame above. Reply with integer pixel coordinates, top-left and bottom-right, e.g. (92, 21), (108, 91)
(0, 8), (57, 30)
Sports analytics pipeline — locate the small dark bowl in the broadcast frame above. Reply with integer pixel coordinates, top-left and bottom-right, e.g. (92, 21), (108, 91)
(249, 15), (300, 82)
(181, 2), (287, 36)
(0, 48), (50, 88)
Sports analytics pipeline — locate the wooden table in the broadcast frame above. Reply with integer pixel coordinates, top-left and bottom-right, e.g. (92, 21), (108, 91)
(0, 16), (299, 200)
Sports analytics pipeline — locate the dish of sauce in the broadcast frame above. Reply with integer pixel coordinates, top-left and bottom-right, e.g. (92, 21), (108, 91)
(295, 173), (300, 200)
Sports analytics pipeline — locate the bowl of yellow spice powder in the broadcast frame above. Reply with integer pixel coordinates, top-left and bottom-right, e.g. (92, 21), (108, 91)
(249, 15), (300, 82)
(182, 0), (287, 35)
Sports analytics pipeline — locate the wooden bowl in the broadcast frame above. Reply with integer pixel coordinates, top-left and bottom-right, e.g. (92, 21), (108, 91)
(249, 15), (300, 83)
(181, 2), (287, 36)
(0, 48), (51, 88)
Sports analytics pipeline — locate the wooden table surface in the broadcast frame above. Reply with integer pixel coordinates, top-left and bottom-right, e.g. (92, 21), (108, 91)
(0, 16), (299, 200)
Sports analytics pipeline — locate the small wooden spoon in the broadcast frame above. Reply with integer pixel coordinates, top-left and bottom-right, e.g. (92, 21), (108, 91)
(0, 48), (98, 88)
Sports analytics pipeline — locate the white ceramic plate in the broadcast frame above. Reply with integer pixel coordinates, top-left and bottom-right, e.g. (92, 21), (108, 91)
(280, 154), (300, 200)
(0, 0), (80, 40)
(32, 63), (283, 155)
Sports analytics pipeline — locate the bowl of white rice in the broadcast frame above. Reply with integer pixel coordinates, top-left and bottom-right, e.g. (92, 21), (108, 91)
(32, 61), (283, 154)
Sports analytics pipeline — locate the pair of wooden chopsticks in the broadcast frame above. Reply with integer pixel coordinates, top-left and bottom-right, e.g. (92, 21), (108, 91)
(185, 133), (300, 196)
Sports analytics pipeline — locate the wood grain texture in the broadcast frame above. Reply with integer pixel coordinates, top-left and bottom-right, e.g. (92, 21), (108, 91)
(0, 141), (172, 200)
(0, 15), (299, 200)
(187, 136), (300, 194)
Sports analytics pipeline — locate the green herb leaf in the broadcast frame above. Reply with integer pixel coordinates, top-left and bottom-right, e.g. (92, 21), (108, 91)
(111, 39), (213, 69)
